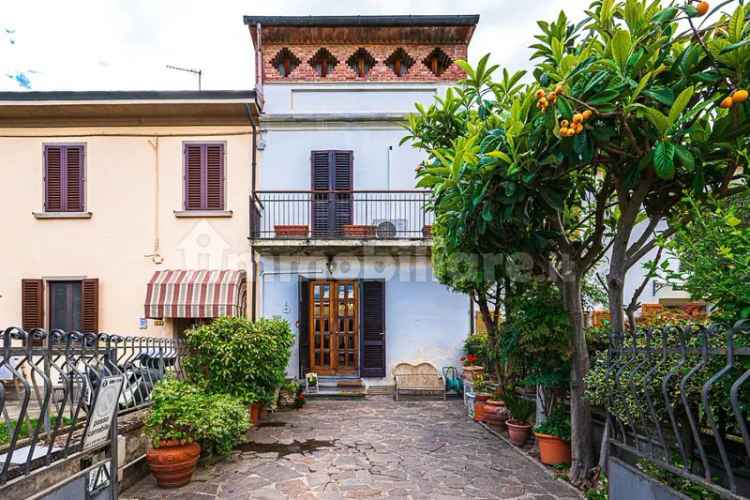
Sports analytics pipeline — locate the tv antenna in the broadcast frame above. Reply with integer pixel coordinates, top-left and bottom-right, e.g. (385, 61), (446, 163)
(166, 64), (202, 90)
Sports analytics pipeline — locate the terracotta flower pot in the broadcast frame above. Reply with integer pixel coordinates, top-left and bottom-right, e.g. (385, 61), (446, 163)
(146, 440), (201, 488)
(275, 224), (309, 238)
(506, 420), (532, 446)
(482, 400), (509, 428)
(534, 432), (571, 465)
(248, 402), (264, 425)
(422, 224), (433, 238)
(342, 224), (376, 238)
(473, 393), (491, 422)
(462, 366), (484, 382)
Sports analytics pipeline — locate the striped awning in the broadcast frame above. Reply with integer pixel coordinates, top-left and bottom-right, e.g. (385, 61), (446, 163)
(144, 270), (246, 319)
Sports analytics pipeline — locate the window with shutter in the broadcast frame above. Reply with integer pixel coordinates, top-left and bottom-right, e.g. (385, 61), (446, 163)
(360, 280), (386, 378)
(21, 279), (44, 330)
(44, 144), (85, 212)
(311, 150), (353, 236)
(184, 143), (225, 211)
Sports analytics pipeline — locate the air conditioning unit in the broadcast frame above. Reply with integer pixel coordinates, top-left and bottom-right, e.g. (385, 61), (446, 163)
(373, 218), (407, 239)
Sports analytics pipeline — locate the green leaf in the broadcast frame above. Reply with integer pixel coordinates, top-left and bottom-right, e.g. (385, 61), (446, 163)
(674, 145), (695, 171)
(636, 105), (669, 134)
(487, 150), (512, 163)
(720, 39), (750, 54)
(728, 4), (745, 43)
(611, 29), (632, 73)
(667, 86), (694, 128)
(652, 6), (678, 24)
(556, 96), (573, 119)
(653, 141), (676, 179)
(629, 71), (652, 104)
(725, 214), (742, 227)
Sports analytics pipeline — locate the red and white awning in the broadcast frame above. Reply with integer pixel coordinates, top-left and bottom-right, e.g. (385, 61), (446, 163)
(144, 270), (246, 319)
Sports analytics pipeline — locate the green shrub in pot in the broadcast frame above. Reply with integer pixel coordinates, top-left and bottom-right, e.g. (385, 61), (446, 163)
(144, 376), (249, 456)
(183, 317), (294, 405)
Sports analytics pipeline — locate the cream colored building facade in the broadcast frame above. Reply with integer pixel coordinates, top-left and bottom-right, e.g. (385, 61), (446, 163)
(0, 91), (260, 337)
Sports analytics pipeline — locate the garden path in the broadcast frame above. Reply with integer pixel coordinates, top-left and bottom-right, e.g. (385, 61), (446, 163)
(124, 397), (581, 499)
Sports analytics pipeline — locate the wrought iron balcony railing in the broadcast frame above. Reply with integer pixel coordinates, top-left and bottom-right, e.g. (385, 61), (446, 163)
(250, 191), (434, 240)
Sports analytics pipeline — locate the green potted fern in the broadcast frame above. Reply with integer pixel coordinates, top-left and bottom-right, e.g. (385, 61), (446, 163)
(504, 393), (535, 446)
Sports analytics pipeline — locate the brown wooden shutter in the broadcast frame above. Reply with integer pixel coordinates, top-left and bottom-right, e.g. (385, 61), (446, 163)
(44, 146), (63, 211)
(205, 144), (225, 210)
(80, 278), (99, 333)
(360, 280), (386, 378)
(184, 144), (203, 210)
(21, 279), (44, 330)
(65, 146), (84, 211)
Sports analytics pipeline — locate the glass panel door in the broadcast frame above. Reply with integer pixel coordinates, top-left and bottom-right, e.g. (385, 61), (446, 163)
(308, 280), (359, 376)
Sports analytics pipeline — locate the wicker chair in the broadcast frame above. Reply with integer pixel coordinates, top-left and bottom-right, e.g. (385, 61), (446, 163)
(392, 362), (445, 400)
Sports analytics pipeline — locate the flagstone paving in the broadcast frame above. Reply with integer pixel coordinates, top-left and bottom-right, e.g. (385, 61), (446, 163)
(124, 397), (581, 499)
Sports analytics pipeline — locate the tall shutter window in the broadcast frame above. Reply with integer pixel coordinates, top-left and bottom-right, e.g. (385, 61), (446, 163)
(360, 280), (386, 378)
(21, 279), (44, 330)
(311, 151), (353, 236)
(298, 278), (311, 377)
(44, 145), (84, 212)
(184, 143), (225, 211)
(80, 278), (99, 333)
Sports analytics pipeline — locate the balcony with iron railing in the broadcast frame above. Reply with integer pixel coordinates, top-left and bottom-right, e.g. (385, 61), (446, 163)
(249, 190), (434, 254)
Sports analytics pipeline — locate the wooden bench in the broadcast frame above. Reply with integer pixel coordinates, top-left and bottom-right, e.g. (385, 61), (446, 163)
(392, 362), (445, 400)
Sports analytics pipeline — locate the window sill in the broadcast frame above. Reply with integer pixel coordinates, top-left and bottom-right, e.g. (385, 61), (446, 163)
(173, 210), (233, 218)
(33, 211), (92, 220)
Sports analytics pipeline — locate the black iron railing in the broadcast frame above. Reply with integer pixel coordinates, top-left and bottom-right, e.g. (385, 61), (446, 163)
(0, 328), (184, 486)
(249, 190), (434, 240)
(603, 320), (750, 498)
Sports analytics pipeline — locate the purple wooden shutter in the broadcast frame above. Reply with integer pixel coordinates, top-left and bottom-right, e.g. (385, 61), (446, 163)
(44, 145), (84, 212)
(311, 151), (332, 236)
(205, 144), (225, 210)
(333, 151), (353, 232)
(184, 144), (203, 210)
(44, 146), (63, 211)
(360, 280), (385, 378)
(65, 146), (84, 211)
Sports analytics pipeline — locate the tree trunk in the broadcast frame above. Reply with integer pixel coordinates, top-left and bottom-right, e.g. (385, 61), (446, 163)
(607, 235), (628, 335)
(561, 273), (595, 484)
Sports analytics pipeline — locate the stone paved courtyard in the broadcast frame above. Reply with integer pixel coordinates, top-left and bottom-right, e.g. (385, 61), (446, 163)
(124, 397), (581, 499)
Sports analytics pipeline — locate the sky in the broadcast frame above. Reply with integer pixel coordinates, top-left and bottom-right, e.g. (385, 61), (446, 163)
(0, 0), (592, 92)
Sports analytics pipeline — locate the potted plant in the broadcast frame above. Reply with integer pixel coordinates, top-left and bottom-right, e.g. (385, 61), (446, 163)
(472, 374), (492, 422)
(183, 317), (294, 428)
(144, 377), (204, 488)
(533, 407), (572, 465)
(504, 393), (535, 446)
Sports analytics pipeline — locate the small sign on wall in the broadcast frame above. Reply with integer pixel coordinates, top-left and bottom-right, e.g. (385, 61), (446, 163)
(139, 318), (148, 329)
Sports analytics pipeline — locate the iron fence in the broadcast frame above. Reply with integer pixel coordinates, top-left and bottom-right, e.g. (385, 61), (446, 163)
(604, 320), (750, 499)
(0, 327), (184, 488)
(250, 190), (434, 240)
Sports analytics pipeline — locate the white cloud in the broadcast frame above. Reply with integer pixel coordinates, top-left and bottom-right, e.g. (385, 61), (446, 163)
(0, 0), (591, 91)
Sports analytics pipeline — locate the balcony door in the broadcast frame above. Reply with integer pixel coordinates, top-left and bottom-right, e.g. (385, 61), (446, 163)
(311, 151), (353, 237)
(308, 280), (358, 376)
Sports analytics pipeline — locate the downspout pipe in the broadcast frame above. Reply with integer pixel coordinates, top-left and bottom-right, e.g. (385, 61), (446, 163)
(245, 103), (259, 320)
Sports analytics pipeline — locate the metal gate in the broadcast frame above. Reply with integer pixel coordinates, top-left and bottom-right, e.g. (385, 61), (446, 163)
(0, 328), (183, 499)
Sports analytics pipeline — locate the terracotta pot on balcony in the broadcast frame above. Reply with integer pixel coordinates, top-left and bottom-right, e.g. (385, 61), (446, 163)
(275, 224), (309, 238)
(342, 224), (376, 238)
(422, 224), (433, 238)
